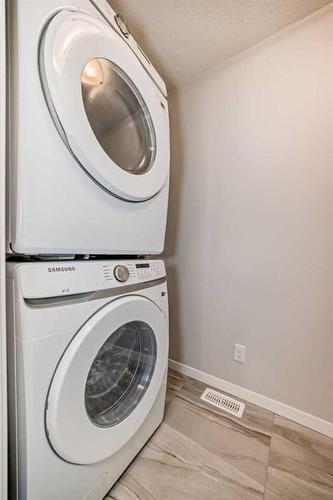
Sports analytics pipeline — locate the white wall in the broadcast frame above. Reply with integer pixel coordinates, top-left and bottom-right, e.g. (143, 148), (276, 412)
(166, 4), (333, 424)
(0, 0), (7, 497)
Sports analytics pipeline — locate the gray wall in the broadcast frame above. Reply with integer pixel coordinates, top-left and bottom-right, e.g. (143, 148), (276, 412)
(165, 5), (333, 422)
(0, 0), (7, 495)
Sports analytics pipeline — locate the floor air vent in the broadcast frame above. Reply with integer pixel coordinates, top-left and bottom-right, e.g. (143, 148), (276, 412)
(200, 388), (245, 418)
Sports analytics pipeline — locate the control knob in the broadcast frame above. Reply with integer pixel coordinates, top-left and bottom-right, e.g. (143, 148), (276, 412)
(114, 265), (130, 283)
(115, 14), (131, 38)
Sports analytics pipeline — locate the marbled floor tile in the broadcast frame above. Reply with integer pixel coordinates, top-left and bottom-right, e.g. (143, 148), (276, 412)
(165, 369), (186, 404)
(177, 377), (274, 437)
(164, 391), (271, 490)
(264, 466), (333, 499)
(108, 422), (264, 500)
(107, 474), (156, 500)
(265, 415), (333, 498)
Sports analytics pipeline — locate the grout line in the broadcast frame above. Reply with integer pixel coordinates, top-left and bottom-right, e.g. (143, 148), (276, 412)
(263, 414), (277, 499)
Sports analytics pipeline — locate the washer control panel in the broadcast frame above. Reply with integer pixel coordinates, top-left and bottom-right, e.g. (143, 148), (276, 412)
(14, 259), (166, 300)
(101, 260), (165, 285)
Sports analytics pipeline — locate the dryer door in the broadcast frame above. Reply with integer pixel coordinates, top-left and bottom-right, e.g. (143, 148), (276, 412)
(46, 296), (168, 464)
(39, 10), (169, 202)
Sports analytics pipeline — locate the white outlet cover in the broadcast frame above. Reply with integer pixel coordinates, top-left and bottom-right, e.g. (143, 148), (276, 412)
(234, 343), (246, 363)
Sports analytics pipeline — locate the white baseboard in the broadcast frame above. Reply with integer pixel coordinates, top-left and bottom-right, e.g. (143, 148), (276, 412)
(169, 359), (333, 438)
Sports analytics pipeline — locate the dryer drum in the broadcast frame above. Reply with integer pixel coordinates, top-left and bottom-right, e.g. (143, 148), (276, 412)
(81, 58), (156, 176)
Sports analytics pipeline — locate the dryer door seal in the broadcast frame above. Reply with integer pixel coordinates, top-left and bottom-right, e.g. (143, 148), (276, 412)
(39, 10), (169, 202)
(45, 295), (168, 464)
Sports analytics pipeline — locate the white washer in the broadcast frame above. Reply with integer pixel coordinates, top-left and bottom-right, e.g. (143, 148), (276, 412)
(7, 259), (168, 500)
(7, 0), (169, 256)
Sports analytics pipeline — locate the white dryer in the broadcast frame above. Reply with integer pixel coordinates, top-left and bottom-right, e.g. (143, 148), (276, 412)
(7, 0), (169, 256)
(7, 259), (168, 500)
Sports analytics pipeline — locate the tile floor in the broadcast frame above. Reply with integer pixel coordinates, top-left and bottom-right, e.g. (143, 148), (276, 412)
(107, 370), (333, 500)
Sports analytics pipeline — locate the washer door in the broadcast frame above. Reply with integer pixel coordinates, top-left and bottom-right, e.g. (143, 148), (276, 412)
(46, 296), (168, 464)
(39, 10), (169, 201)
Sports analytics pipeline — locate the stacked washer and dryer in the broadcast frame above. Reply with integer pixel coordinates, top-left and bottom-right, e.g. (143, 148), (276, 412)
(6, 1), (170, 499)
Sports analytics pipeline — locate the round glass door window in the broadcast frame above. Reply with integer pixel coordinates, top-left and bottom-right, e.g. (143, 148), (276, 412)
(81, 58), (156, 175)
(85, 321), (157, 427)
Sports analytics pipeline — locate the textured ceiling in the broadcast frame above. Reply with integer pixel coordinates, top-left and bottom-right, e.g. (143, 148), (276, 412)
(108, 0), (331, 89)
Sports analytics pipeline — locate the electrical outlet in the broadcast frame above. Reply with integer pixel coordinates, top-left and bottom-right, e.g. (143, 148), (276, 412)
(234, 344), (246, 363)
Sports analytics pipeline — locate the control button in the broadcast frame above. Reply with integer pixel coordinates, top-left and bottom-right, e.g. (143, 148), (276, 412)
(115, 14), (130, 38)
(114, 265), (130, 283)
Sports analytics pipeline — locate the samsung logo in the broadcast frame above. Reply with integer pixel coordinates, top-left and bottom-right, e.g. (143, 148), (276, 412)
(47, 266), (76, 273)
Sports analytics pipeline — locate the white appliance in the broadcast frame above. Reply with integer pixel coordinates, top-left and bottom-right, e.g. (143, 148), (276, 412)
(7, 0), (170, 256)
(7, 259), (168, 500)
